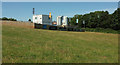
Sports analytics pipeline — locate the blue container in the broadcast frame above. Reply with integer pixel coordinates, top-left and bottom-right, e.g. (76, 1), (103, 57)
(43, 25), (47, 29)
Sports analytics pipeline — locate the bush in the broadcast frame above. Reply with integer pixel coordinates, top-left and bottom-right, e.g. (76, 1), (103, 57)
(84, 28), (120, 34)
(0, 17), (17, 21)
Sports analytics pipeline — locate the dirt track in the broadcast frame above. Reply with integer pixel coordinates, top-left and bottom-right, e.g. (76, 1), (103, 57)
(1, 21), (34, 28)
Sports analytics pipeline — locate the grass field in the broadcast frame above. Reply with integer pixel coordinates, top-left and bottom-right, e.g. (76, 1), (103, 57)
(2, 21), (118, 63)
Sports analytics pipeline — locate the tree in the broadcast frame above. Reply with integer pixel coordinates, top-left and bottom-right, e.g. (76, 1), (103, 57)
(28, 19), (31, 21)
(2, 17), (8, 20)
(111, 8), (120, 30)
(70, 17), (77, 26)
(8, 18), (17, 21)
(1, 17), (17, 21)
(69, 9), (120, 30)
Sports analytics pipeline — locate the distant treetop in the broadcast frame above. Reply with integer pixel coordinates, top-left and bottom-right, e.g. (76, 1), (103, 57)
(0, 17), (17, 21)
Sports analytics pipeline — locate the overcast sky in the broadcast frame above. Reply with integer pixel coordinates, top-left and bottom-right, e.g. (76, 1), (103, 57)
(2, 0), (120, 2)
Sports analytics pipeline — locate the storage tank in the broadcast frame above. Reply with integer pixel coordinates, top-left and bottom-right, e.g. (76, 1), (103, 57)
(57, 16), (62, 26)
(62, 16), (68, 26)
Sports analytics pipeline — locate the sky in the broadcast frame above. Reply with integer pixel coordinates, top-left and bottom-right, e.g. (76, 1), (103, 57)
(2, 2), (118, 21)
(2, 0), (120, 2)
(0, 1), (2, 18)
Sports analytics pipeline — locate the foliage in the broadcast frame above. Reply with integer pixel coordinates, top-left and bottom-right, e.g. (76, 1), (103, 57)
(28, 19), (31, 21)
(0, 17), (17, 21)
(70, 8), (120, 30)
(84, 28), (120, 34)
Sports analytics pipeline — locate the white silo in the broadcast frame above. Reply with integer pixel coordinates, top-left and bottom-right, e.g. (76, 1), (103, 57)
(62, 16), (68, 26)
(57, 16), (62, 26)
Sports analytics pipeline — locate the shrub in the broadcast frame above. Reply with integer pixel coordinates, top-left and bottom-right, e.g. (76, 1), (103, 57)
(84, 28), (119, 34)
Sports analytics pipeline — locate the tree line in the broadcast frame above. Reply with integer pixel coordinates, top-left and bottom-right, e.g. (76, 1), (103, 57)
(69, 8), (120, 30)
(0, 17), (17, 21)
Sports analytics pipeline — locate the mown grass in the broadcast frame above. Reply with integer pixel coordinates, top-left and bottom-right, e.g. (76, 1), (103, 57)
(2, 23), (118, 63)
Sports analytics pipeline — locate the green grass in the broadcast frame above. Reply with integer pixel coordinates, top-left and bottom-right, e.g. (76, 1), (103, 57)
(2, 24), (118, 63)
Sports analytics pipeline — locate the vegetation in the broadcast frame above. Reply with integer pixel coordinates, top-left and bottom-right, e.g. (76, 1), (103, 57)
(2, 22), (118, 63)
(84, 28), (120, 34)
(28, 19), (31, 21)
(0, 17), (17, 21)
(69, 8), (120, 30)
